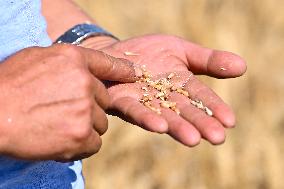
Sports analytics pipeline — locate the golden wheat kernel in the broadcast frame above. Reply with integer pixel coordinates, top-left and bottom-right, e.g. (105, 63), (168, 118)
(124, 51), (140, 56)
(141, 96), (147, 100)
(193, 99), (200, 103)
(158, 78), (168, 85)
(164, 93), (169, 99)
(191, 99), (206, 110)
(160, 87), (166, 92)
(160, 101), (171, 108)
(156, 80), (161, 85)
(143, 78), (151, 83)
(171, 85), (178, 91)
(142, 97), (148, 102)
(166, 83), (174, 90)
(180, 90), (189, 97)
(171, 106), (180, 114)
(163, 84), (171, 91)
(161, 97), (167, 101)
(160, 101), (177, 108)
(190, 100), (199, 107)
(149, 82), (156, 87)
(155, 92), (165, 98)
(166, 83), (174, 89)
(143, 95), (152, 102)
(196, 103), (203, 109)
(167, 73), (175, 79)
(154, 85), (162, 91)
(169, 101), (177, 107)
(204, 107), (213, 116)
(142, 86), (148, 91)
(176, 87), (184, 93)
(144, 101), (152, 107)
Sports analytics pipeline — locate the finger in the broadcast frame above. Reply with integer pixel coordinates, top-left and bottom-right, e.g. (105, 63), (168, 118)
(182, 75), (236, 128)
(92, 101), (108, 136)
(161, 108), (201, 147)
(169, 93), (226, 145)
(92, 76), (111, 110)
(81, 130), (102, 156)
(108, 97), (168, 133)
(79, 47), (138, 82)
(56, 130), (102, 162)
(181, 39), (247, 78)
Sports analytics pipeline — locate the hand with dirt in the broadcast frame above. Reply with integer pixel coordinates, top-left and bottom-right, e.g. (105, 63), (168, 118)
(90, 34), (247, 146)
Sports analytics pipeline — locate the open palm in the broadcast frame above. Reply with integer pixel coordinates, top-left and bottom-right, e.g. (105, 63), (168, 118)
(101, 34), (246, 146)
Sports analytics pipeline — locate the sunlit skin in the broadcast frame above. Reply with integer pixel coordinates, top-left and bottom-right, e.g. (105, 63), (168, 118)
(95, 34), (247, 146)
(0, 44), (138, 161)
(42, 0), (246, 148)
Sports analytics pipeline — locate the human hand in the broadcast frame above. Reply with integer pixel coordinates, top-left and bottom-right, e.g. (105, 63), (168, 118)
(0, 44), (136, 161)
(94, 34), (246, 146)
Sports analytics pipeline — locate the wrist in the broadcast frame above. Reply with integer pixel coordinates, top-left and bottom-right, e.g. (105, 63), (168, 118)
(80, 35), (118, 50)
(54, 23), (118, 49)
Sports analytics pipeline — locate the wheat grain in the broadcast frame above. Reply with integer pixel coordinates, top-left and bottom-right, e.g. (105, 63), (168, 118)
(124, 51), (140, 56)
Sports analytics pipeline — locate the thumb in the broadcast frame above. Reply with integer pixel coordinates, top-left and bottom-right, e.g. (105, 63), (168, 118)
(80, 47), (139, 82)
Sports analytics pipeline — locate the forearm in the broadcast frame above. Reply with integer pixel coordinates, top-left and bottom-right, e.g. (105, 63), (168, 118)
(42, 0), (94, 41)
(42, 0), (117, 48)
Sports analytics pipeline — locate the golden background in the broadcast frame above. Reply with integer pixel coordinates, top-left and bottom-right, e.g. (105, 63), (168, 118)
(74, 0), (284, 188)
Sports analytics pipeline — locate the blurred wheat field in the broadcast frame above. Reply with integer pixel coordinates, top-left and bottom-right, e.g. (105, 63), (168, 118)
(74, 0), (284, 189)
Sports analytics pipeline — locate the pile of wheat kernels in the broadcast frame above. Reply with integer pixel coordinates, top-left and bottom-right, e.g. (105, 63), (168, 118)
(137, 66), (213, 116)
